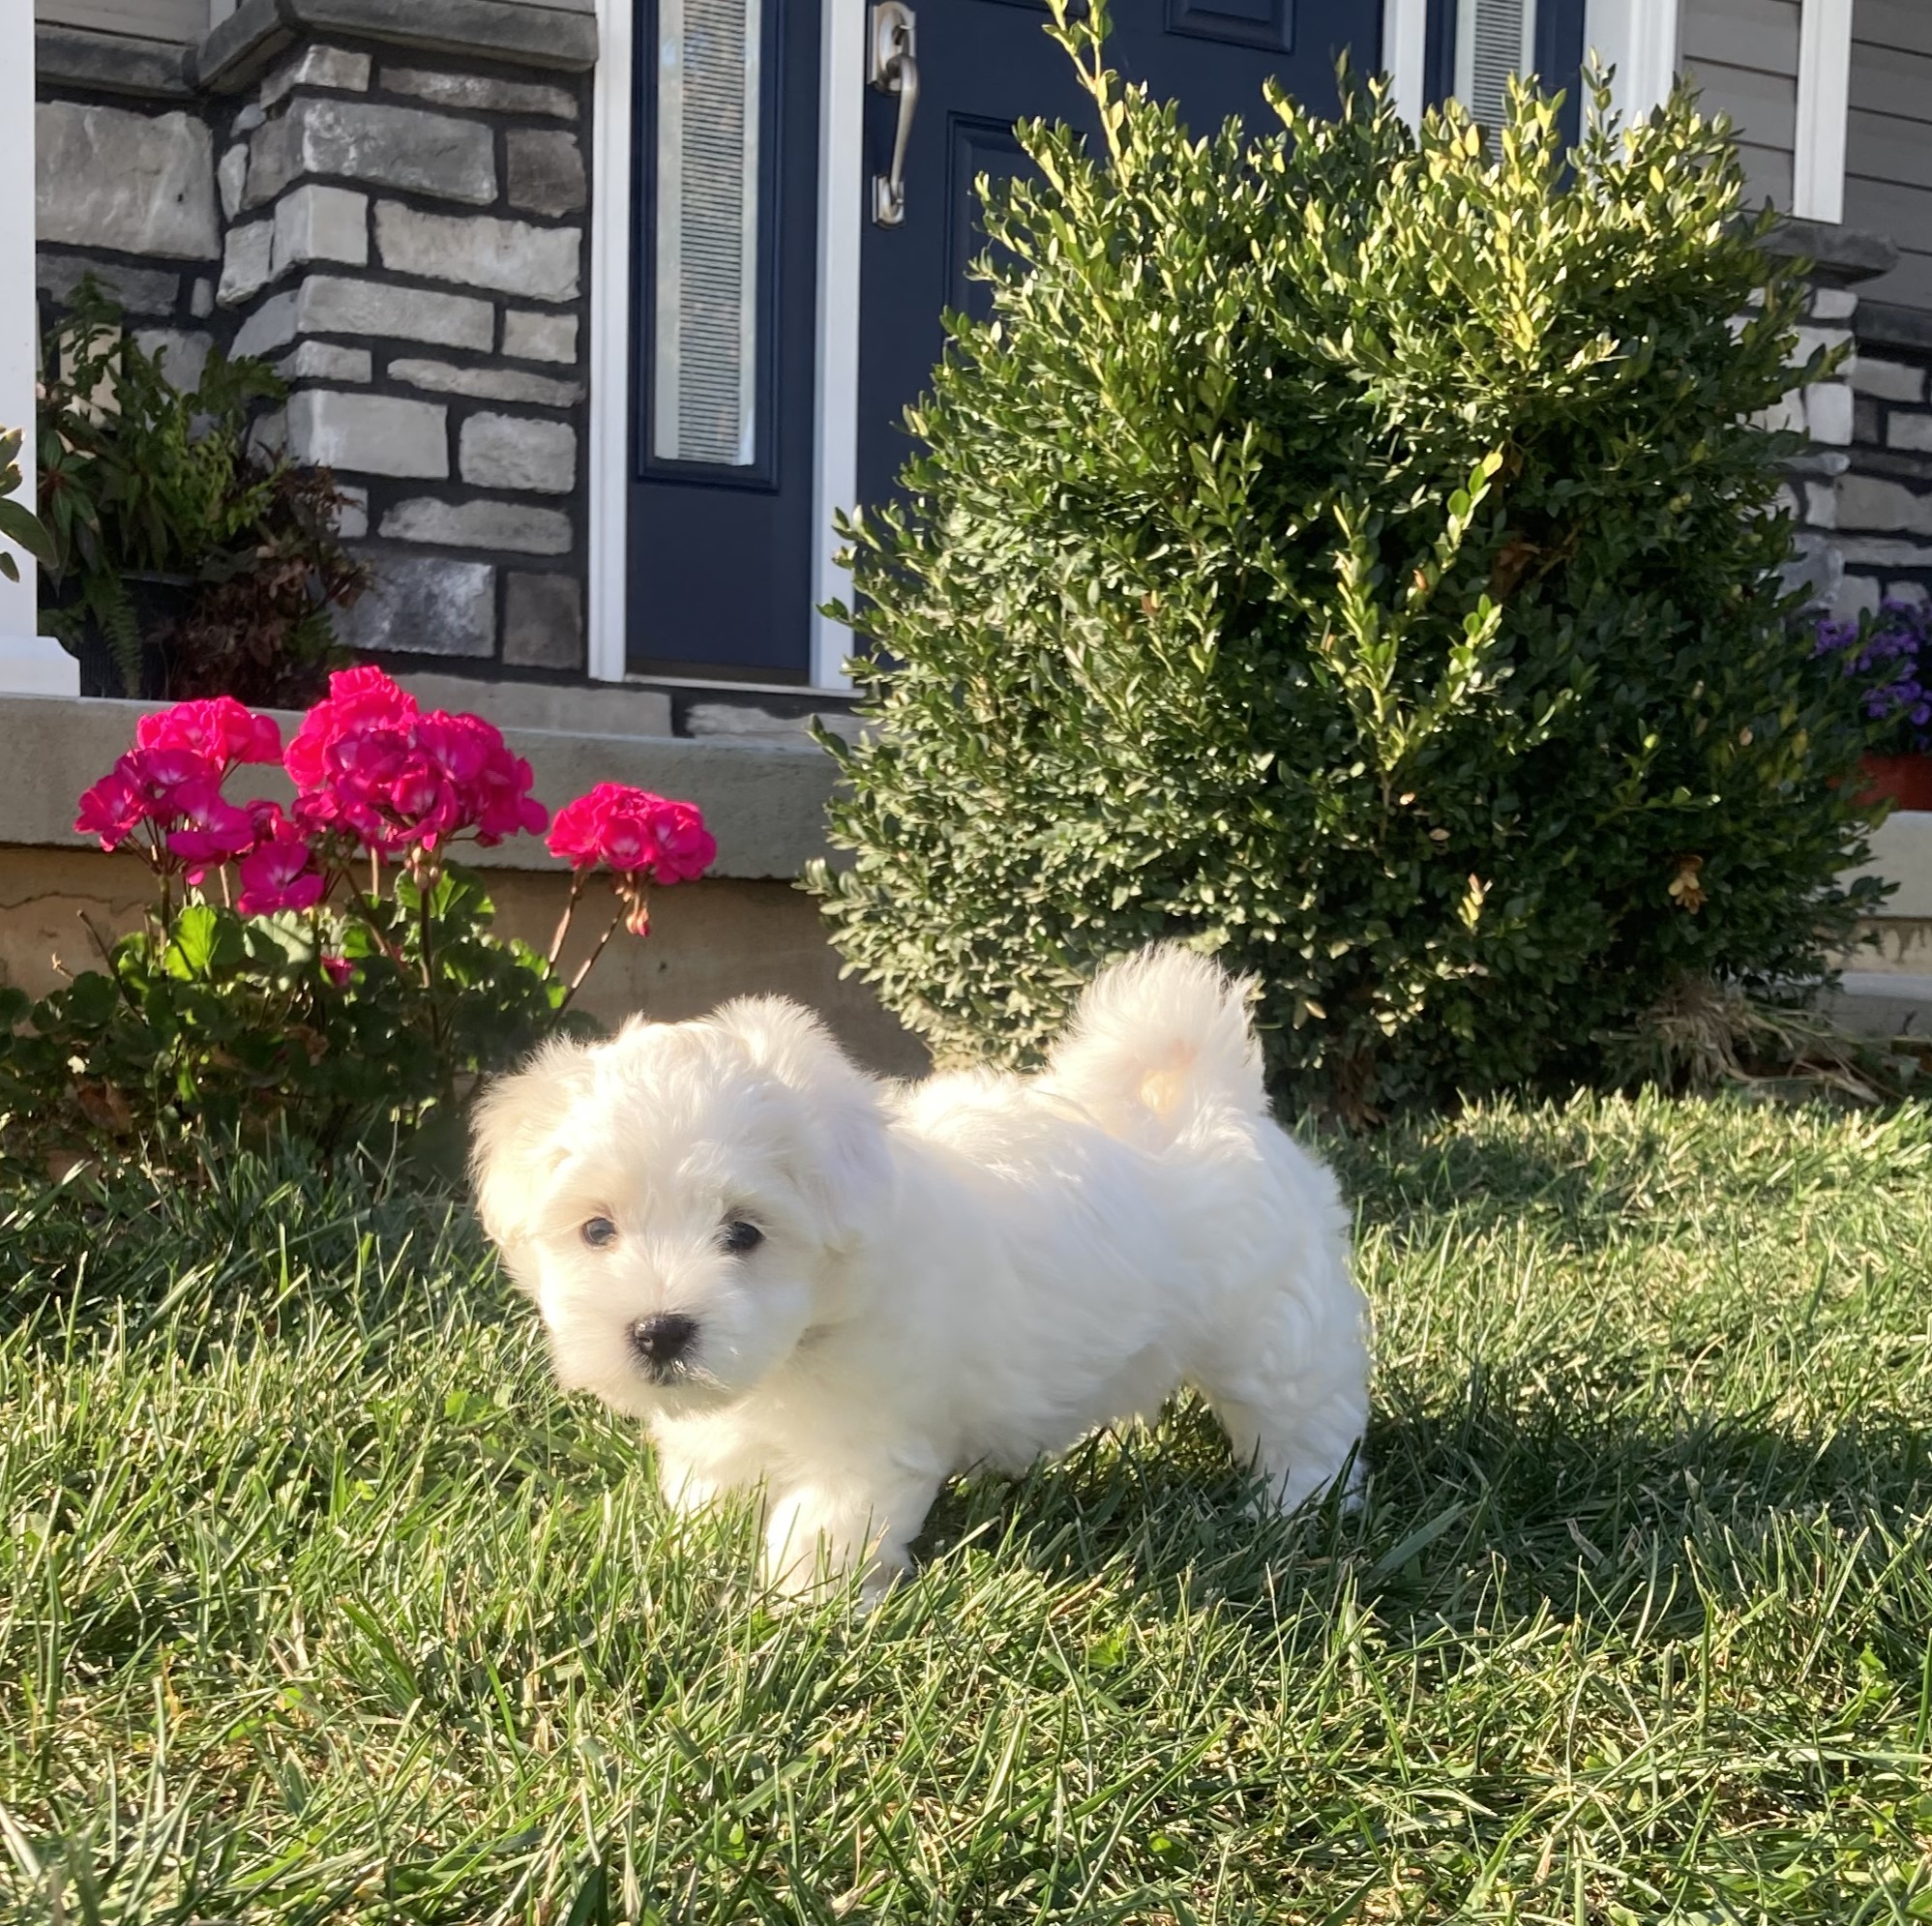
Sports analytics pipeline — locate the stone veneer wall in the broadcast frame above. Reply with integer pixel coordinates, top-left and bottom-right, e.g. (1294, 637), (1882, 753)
(1838, 308), (1932, 613)
(1773, 281), (1862, 616)
(34, 10), (595, 673)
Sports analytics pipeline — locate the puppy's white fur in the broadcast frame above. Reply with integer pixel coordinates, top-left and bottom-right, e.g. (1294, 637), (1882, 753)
(472, 946), (1370, 1599)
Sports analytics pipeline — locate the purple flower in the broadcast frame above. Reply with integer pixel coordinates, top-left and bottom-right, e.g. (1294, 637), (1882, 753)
(1815, 599), (1932, 755)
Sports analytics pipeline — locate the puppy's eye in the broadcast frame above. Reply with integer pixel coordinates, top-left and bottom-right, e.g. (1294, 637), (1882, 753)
(580, 1216), (618, 1249)
(720, 1219), (763, 1256)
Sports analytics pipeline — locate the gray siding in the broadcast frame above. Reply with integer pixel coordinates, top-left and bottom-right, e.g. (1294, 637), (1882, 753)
(36, 0), (207, 44)
(1845, 0), (1932, 312)
(1680, 0), (1800, 210)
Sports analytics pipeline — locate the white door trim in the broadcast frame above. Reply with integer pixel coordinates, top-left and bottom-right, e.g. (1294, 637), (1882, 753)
(810, 0), (863, 692)
(1382, 0), (1429, 126)
(1792, 0), (1853, 224)
(586, 0), (635, 683)
(1582, 0), (1679, 123)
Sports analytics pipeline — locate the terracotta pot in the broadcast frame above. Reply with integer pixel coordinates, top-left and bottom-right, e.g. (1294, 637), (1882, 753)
(1858, 753), (1932, 812)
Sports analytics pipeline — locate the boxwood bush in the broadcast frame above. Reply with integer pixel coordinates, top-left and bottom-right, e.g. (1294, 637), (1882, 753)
(810, 3), (1884, 1118)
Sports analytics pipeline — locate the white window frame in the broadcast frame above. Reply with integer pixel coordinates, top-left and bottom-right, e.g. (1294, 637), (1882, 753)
(1386, 0), (1682, 130)
(1582, 0), (1679, 121)
(1382, 0), (1429, 126)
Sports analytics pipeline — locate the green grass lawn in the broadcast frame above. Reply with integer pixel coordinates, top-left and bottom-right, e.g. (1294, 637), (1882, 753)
(4, 1092), (1932, 1923)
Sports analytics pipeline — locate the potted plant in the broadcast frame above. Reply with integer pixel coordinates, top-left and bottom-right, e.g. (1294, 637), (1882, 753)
(1814, 599), (1932, 811)
(37, 281), (366, 706)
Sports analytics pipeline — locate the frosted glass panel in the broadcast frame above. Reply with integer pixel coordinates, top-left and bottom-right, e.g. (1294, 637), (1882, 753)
(653, 0), (761, 466)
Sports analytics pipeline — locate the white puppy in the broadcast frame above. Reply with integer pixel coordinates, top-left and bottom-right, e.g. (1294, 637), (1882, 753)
(471, 946), (1370, 1601)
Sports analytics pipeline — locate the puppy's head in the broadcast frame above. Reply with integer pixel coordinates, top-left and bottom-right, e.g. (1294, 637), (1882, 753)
(470, 998), (892, 1418)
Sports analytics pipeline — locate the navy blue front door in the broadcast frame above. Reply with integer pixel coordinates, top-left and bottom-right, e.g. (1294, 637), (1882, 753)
(856, 0), (1384, 511)
(628, 0), (824, 681)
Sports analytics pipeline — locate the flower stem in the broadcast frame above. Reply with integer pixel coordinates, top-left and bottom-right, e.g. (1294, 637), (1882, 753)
(547, 872), (586, 969)
(560, 913), (622, 1011)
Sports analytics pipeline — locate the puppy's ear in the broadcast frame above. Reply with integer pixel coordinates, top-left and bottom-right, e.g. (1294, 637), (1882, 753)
(710, 997), (893, 1245)
(469, 1035), (597, 1285)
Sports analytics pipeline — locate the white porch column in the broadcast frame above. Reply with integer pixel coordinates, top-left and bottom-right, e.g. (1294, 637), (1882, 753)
(0, 10), (75, 697)
(1583, 0), (1681, 124)
(1793, 0), (1854, 223)
(586, 0), (635, 684)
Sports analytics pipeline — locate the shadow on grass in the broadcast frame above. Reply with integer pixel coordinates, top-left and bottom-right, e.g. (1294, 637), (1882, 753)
(912, 1388), (1932, 1670)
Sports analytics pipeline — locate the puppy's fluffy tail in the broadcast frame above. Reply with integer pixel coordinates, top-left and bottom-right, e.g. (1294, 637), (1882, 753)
(1046, 944), (1266, 1148)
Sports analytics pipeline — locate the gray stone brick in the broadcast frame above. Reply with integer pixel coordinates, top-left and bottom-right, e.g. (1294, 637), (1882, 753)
(272, 185), (369, 274)
(288, 391), (449, 479)
(231, 289), (300, 357)
(1852, 356), (1926, 403)
(219, 143), (248, 220)
(1804, 481), (1837, 528)
(218, 220), (274, 308)
(37, 254), (179, 314)
(245, 99), (495, 210)
(1786, 528), (1844, 608)
(1840, 536), (1932, 567)
(503, 572), (585, 669)
(336, 555), (494, 658)
(261, 45), (372, 110)
(387, 358), (584, 406)
(1837, 475), (1932, 536)
(37, 103), (218, 261)
(380, 498), (574, 554)
(379, 67), (578, 120)
(1793, 324), (1851, 368)
(335, 485), (369, 539)
(189, 337), (235, 417)
(191, 278), (214, 318)
(1887, 414), (1932, 454)
(278, 341), (373, 383)
(1808, 287), (1858, 321)
(134, 329), (214, 394)
(1806, 382), (1854, 446)
(373, 203), (580, 301)
(459, 414), (577, 493)
(293, 275), (495, 351)
(507, 129), (585, 216)
(501, 310), (578, 364)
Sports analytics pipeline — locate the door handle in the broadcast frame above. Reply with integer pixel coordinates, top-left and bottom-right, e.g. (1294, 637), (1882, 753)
(869, 1), (918, 227)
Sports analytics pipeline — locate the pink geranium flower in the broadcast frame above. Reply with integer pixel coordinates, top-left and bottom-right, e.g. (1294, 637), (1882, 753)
(548, 784), (717, 883)
(166, 780), (260, 881)
(137, 696), (281, 770)
(74, 768), (145, 851)
(284, 667), (548, 858)
(284, 667), (421, 790)
(122, 744), (223, 811)
(236, 816), (327, 915)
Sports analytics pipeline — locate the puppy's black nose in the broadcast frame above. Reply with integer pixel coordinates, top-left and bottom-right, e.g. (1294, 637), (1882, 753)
(630, 1313), (698, 1370)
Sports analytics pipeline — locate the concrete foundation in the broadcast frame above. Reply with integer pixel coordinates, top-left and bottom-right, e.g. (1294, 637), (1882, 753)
(0, 844), (925, 1078)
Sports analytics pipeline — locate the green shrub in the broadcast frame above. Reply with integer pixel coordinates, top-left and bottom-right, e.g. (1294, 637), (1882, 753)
(810, 4), (1885, 1119)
